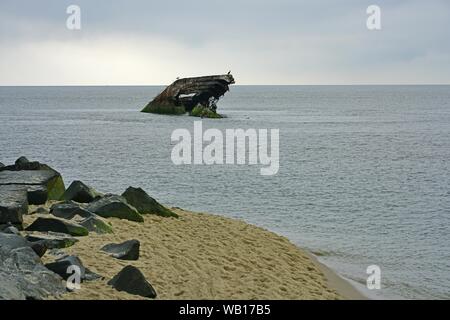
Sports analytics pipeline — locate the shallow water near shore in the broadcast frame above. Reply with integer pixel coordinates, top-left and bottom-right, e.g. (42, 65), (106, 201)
(1, 85), (449, 299)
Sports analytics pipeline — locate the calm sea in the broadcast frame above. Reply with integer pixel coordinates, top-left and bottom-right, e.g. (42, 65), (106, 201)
(1, 85), (449, 299)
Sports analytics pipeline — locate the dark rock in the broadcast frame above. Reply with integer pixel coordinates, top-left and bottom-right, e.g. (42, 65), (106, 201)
(101, 239), (140, 260)
(30, 242), (47, 258)
(108, 265), (157, 298)
(0, 156), (55, 172)
(87, 194), (143, 222)
(49, 201), (113, 234)
(0, 232), (31, 250)
(26, 185), (48, 205)
(63, 181), (102, 203)
(0, 232), (46, 257)
(45, 255), (85, 281)
(50, 201), (93, 220)
(0, 185), (28, 225)
(1, 224), (20, 235)
(0, 162), (4, 168)
(15, 156), (30, 167)
(79, 215), (113, 234)
(26, 217), (89, 236)
(25, 232), (79, 249)
(84, 268), (103, 281)
(122, 187), (178, 218)
(0, 169), (65, 202)
(0, 246), (65, 300)
(45, 255), (101, 283)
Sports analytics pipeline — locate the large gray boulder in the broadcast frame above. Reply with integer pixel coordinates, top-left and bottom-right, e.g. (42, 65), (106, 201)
(0, 224), (20, 235)
(49, 202), (113, 234)
(122, 187), (178, 218)
(25, 232), (79, 249)
(50, 201), (93, 220)
(26, 217), (89, 237)
(63, 181), (101, 203)
(79, 215), (113, 234)
(101, 240), (140, 260)
(0, 233), (46, 257)
(0, 156), (55, 172)
(108, 265), (157, 299)
(0, 246), (65, 300)
(0, 185), (28, 225)
(0, 169), (65, 203)
(45, 255), (86, 281)
(45, 255), (101, 282)
(87, 194), (144, 222)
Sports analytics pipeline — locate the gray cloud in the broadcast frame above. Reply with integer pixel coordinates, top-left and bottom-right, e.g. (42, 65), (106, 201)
(0, 0), (449, 85)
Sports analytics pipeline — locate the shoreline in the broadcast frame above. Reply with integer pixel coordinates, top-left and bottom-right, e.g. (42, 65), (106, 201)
(305, 251), (367, 300)
(24, 206), (365, 300)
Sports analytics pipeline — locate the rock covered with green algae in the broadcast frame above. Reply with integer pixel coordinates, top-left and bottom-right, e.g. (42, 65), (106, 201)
(189, 105), (223, 118)
(122, 186), (178, 218)
(26, 216), (89, 237)
(87, 194), (144, 223)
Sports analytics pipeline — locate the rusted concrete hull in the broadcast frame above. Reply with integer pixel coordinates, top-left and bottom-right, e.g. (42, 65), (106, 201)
(141, 74), (235, 116)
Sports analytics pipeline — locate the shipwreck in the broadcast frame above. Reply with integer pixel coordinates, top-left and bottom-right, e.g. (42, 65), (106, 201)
(141, 73), (235, 118)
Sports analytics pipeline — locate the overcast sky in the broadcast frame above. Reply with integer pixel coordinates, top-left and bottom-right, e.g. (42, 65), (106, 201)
(0, 0), (449, 85)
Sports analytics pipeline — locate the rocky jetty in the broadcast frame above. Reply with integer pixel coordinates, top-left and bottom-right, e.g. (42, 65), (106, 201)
(0, 157), (177, 300)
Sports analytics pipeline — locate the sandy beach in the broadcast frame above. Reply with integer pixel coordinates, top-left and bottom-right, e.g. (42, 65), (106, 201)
(24, 206), (364, 300)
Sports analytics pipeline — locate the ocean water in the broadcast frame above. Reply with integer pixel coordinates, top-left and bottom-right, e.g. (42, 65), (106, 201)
(0, 85), (449, 299)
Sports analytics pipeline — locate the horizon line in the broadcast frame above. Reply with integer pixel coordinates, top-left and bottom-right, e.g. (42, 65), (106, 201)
(1, 83), (450, 87)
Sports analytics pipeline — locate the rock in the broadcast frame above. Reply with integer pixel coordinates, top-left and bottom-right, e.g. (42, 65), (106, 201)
(0, 232), (47, 257)
(50, 201), (93, 220)
(0, 169), (65, 203)
(15, 156), (31, 167)
(0, 162), (4, 168)
(87, 194), (144, 222)
(0, 246), (65, 300)
(49, 202), (113, 234)
(45, 255), (85, 281)
(79, 215), (113, 234)
(45, 255), (102, 283)
(101, 239), (140, 260)
(0, 156), (56, 172)
(25, 232), (79, 249)
(108, 265), (157, 299)
(63, 180), (102, 203)
(26, 185), (48, 205)
(190, 104), (223, 118)
(84, 268), (103, 282)
(26, 217), (89, 236)
(1, 224), (20, 235)
(30, 242), (47, 258)
(0, 233), (31, 250)
(122, 187), (178, 218)
(0, 185), (28, 225)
